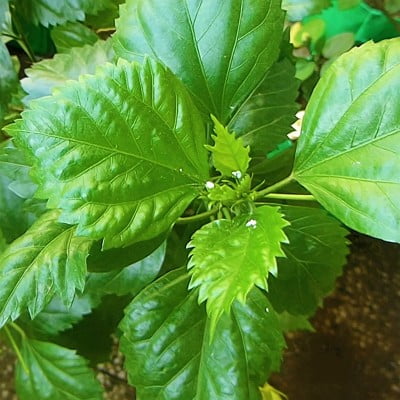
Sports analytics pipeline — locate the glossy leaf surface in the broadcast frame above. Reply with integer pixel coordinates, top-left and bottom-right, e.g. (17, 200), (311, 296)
(0, 210), (92, 328)
(188, 206), (289, 329)
(294, 39), (400, 243)
(267, 206), (349, 315)
(15, 339), (103, 400)
(21, 40), (115, 103)
(206, 115), (250, 177)
(114, 0), (284, 122)
(120, 268), (285, 400)
(11, 59), (209, 248)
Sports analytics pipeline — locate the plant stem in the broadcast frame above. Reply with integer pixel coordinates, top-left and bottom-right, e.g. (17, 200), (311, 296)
(254, 174), (294, 199)
(4, 326), (30, 375)
(176, 208), (218, 224)
(261, 193), (316, 201)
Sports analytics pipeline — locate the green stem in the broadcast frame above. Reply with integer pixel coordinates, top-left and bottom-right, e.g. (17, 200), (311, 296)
(254, 174), (294, 199)
(4, 325), (29, 375)
(177, 208), (218, 224)
(261, 193), (316, 201)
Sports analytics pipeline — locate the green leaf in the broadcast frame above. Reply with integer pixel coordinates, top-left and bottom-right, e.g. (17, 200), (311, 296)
(188, 205), (289, 331)
(50, 22), (98, 53)
(21, 39), (115, 103)
(282, 0), (331, 21)
(277, 312), (314, 332)
(229, 57), (299, 158)
(206, 115), (250, 177)
(23, 295), (95, 336)
(322, 32), (355, 59)
(267, 206), (349, 315)
(120, 268), (285, 400)
(15, 338), (103, 400)
(11, 58), (210, 248)
(114, 0), (284, 123)
(0, 140), (37, 199)
(0, 210), (92, 328)
(294, 39), (400, 243)
(86, 242), (166, 298)
(0, 41), (18, 123)
(17, 0), (113, 27)
(0, 228), (6, 255)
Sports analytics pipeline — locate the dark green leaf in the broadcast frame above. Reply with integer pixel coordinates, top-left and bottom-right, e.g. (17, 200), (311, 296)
(17, 0), (113, 27)
(188, 206), (289, 331)
(22, 294), (95, 337)
(21, 39), (115, 103)
(15, 339), (103, 400)
(277, 311), (314, 332)
(206, 115), (250, 177)
(0, 210), (92, 328)
(0, 228), (6, 254)
(10, 58), (209, 248)
(120, 268), (285, 400)
(294, 39), (400, 243)
(86, 242), (166, 297)
(229, 57), (299, 159)
(114, 0), (284, 123)
(51, 22), (98, 53)
(267, 205), (349, 315)
(0, 41), (18, 124)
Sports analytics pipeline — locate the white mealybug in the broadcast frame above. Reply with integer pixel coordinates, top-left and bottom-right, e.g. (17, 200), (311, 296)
(246, 219), (257, 228)
(232, 170), (242, 179)
(205, 181), (215, 190)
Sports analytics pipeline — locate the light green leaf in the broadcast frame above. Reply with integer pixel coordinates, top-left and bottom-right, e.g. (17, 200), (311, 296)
(11, 58), (209, 249)
(188, 206), (289, 331)
(0, 41), (18, 123)
(0, 210), (92, 328)
(277, 311), (314, 332)
(294, 39), (400, 243)
(17, 0), (113, 27)
(21, 39), (115, 103)
(322, 32), (355, 59)
(86, 242), (166, 298)
(120, 268), (285, 400)
(50, 22), (98, 53)
(338, 0), (360, 9)
(229, 57), (299, 158)
(15, 339), (103, 400)
(267, 205), (349, 315)
(0, 140), (37, 199)
(114, 0), (284, 123)
(206, 115), (250, 177)
(23, 295), (95, 336)
(282, 0), (331, 21)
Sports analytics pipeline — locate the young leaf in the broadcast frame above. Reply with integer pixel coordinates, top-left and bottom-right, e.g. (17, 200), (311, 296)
(0, 210), (92, 328)
(206, 115), (250, 177)
(50, 22), (98, 53)
(120, 268), (285, 400)
(86, 242), (166, 298)
(267, 206), (349, 315)
(229, 57), (300, 157)
(10, 58), (209, 248)
(188, 206), (289, 331)
(21, 39), (115, 103)
(114, 0), (285, 122)
(294, 39), (400, 243)
(15, 339), (103, 400)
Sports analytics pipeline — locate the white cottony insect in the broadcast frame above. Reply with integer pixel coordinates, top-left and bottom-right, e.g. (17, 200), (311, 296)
(246, 219), (257, 228)
(232, 170), (242, 179)
(205, 181), (215, 190)
(265, 307), (269, 313)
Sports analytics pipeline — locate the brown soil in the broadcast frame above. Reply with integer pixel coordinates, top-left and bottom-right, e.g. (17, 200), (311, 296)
(1, 234), (399, 399)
